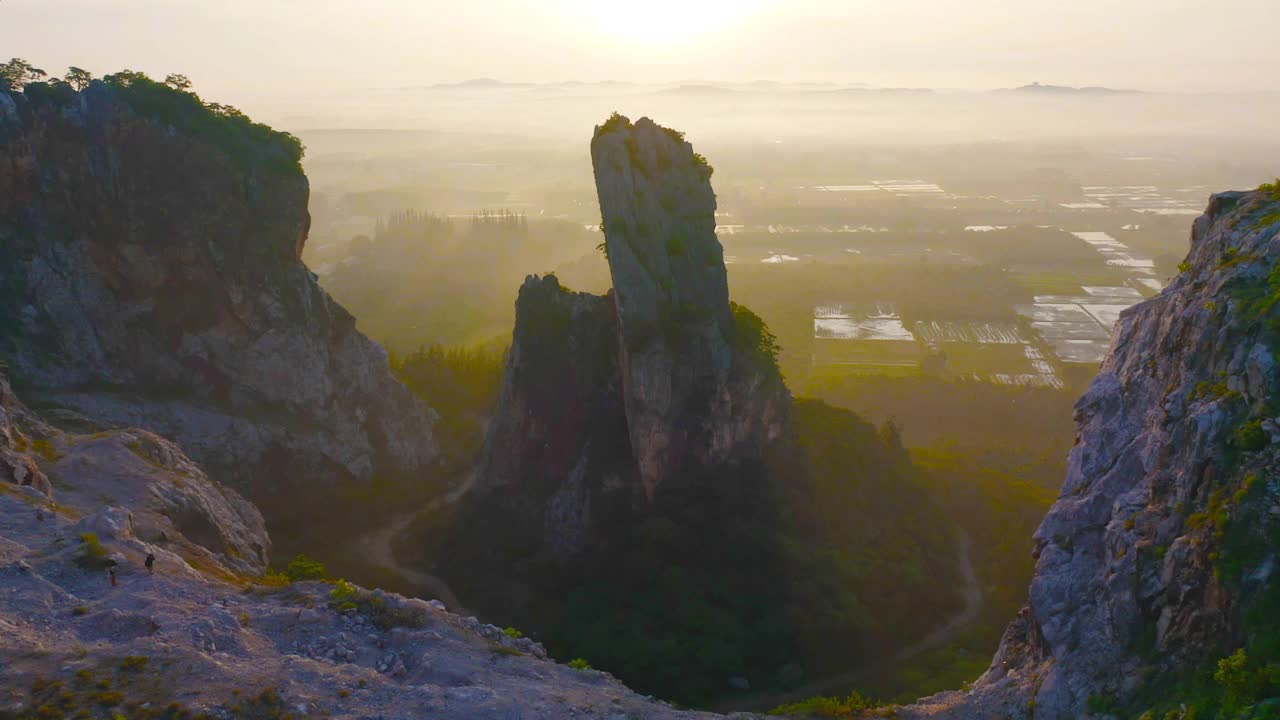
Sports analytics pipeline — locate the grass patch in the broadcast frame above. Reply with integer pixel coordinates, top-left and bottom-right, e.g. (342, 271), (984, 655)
(328, 579), (428, 631)
(490, 643), (526, 657)
(769, 692), (885, 718)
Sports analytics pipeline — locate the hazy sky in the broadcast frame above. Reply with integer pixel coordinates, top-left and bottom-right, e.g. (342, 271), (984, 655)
(3, 0), (1277, 97)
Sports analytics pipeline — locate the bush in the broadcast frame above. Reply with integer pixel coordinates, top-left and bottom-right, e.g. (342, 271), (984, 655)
(329, 579), (358, 603)
(1236, 420), (1269, 451)
(77, 533), (109, 569)
(768, 692), (879, 717)
(595, 112), (630, 138)
(568, 658), (593, 671)
(503, 627), (524, 639)
(285, 554), (327, 582)
(692, 152), (715, 179)
(120, 656), (149, 673)
(730, 301), (782, 373)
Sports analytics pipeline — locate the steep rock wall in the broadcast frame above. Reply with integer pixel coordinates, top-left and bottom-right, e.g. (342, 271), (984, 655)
(0, 81), (436, 505)
(591, 115), (784, 499)
(473, 116), (789, 559)
(908, 189), (1280, 718)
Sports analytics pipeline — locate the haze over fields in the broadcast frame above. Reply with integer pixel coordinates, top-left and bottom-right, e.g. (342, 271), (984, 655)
(2, 1), (1280, 718)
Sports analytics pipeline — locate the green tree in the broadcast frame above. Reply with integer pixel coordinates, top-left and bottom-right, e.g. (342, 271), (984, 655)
(285, 554), (327, 581)
(164, 73), (193, 92)
(0, 58), (47, 89)
(64, 66), (93, 91)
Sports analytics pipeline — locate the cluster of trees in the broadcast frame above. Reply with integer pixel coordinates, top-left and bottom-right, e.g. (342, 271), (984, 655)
(0, 59), (303, 174)
(390, 343), (508, 475)
(323, 210), (600, 350)
(417, 389), (961, 706)
(1, 58), (191, 94)
(806, 373), (1071, 644)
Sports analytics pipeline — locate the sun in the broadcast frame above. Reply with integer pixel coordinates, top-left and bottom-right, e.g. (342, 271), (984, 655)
(568, 0), (761, 48)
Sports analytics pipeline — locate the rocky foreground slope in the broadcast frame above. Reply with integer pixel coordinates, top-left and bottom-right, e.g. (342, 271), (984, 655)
(0, 366), (730, 719)
(906, 188), (1280, 718)
(0, 78), (437, 510)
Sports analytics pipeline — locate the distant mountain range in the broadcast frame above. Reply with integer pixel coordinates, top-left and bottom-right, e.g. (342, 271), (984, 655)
(997, 81), (1141, 95)
(414, 79), (1146, 95)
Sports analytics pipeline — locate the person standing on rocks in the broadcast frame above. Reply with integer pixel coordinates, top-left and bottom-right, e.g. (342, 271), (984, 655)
(107, 559), (118, 587)
(145, 552), (155, 575)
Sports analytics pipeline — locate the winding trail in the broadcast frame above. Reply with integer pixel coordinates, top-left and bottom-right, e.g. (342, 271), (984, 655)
(353, 472), (476, 616)
(715, 529), (985, 713)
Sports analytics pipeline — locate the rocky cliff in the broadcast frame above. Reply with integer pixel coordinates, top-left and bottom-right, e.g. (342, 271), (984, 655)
(1, 366), (270, 575)
(908, 187), (1280, 718)
(0, 79), (437, 508)
(0, 366), (727, 719)
(478, 115), (789, 516)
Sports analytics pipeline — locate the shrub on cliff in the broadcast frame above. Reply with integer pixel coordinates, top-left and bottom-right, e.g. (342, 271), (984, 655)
(731, 301), (782, 374)
(76, 532), (110, 569)
(285, 554), (327, 581)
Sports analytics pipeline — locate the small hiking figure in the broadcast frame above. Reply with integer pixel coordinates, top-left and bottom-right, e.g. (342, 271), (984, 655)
(106, 558), (118, 587)
(36, 508), (44, 522)
(145, 553), (155, 575)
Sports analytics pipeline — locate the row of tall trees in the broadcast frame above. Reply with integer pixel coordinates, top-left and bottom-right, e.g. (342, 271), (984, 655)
(1, 58), (191, 94)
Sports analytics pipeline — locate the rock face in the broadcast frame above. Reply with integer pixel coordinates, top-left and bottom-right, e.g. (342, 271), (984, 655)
(476, 115), (789, 552)
(592, 116), (762, 500)
(0, 381), (718, 720)
(0, 367), (270, 574)
(0, 81), (437, 506)
(907, 189), (1280, 718)
(0, 370), (52, 497)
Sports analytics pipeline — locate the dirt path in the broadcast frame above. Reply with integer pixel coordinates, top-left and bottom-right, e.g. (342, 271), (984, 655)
(353, 472), (476, 615)
(714, 529), (985, 713)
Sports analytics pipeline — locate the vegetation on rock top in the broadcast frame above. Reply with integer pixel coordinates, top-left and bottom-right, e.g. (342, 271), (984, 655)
(1, 58), (304, 175)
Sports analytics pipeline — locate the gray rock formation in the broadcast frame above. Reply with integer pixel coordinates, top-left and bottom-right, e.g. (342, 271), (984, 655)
(477, 116), (788, 534)
(0, 372), (726, 720)
(905, 188), (1280, 718)
(0, 366), (270, 573)
(0, 81), (437, 506)
(591, 115), (785, 500)
(0, 370), (52, 497)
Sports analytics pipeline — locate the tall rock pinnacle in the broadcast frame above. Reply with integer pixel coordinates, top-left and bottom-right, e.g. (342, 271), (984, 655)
(591, 114), (752, 500)
(476, 114), (787, 534)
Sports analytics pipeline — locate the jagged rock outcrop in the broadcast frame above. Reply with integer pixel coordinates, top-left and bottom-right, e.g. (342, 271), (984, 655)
(907, 188), (1280, 718)
(0, 368), (727, 720)
(0, 369), (52, 497)
(0, 366), (270, 573)
(0, 80), (437, 507)
(592, 116), (780, 499)
(475, 275), (630, 554)
(475, 116), (788, 563)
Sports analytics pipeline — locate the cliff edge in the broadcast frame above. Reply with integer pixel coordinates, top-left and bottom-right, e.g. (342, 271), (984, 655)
(0, 77), (437, 510)
(907, 187), (1280, 718)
